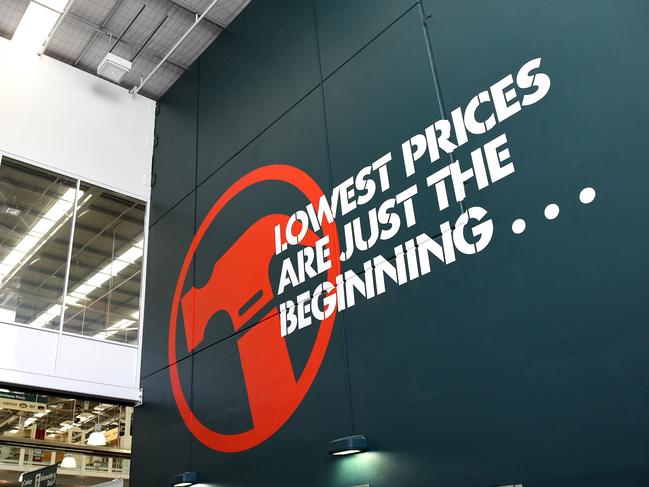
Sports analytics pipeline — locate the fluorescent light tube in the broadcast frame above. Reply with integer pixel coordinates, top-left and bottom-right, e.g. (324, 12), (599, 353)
(0, 187), (79, 284)
(30, 237), (143, 329)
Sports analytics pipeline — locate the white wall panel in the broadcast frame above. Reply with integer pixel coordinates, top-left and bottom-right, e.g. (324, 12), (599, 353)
(0, 37), (152, 403)
(0, 323), (57, 376)
(0, 323), (141, 402)
(0, 38), (155, 201)
(0, 368), (142, 403)
(56, 334), (139, 389)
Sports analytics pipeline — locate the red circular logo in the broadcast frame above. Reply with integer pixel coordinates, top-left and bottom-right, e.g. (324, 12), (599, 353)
(168, 164), (341, 452)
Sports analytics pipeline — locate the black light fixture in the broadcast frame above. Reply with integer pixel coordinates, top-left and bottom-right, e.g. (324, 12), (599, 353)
(170, 471), (199, 487)
(328, 434), (368, 456)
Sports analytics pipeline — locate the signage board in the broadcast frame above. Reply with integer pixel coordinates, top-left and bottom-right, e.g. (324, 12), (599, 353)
(104, 426), (120, 443)
(0, 391), (47, 413)
(21, 464), (57, 487)
(167, 58), (590, 454)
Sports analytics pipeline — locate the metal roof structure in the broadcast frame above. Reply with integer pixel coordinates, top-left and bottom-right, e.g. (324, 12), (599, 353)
(0, 0), (250, 99)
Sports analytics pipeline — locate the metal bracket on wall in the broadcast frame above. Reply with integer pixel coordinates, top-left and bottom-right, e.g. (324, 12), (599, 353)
(136, 388), (143, 406)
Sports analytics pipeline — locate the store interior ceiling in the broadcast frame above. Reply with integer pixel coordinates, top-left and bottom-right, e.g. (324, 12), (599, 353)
(0, 391), (126, 441)
(0, 0), (250, 99)
(0, 387), (132, 486)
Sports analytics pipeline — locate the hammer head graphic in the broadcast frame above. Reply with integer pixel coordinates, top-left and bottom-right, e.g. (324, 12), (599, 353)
(179, 213), (319, 353)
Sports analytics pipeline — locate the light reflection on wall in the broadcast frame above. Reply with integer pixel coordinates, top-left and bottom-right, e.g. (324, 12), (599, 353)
(327, 451), (424, 487)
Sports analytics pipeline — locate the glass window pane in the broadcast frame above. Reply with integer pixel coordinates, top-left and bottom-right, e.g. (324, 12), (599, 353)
(62, 184), (145, 345)
(0, 157), (76, 330)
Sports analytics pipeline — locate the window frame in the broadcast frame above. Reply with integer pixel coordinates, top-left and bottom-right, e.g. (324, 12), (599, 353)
(0, 151), (149, 350)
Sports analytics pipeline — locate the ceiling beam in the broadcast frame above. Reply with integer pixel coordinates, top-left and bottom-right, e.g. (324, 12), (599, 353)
(162, 0), (227, 30)
(65, 12), (189, 72)
(73, 0), (125, 66)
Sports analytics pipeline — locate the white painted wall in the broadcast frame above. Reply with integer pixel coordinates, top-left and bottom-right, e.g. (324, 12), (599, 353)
(0, 37), (155, 201)
(0, 37), (155, 403)
(0, 325), (142, 403)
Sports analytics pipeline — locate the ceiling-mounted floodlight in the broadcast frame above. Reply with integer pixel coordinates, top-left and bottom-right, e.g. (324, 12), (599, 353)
(97, 52), (132, 83)
(327, 435), (368, 456)
(96, 4), (145, 83)
(170, 471), (199, 487)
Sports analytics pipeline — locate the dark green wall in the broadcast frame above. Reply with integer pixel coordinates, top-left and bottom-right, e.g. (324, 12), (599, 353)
(134, 1), (649, 486)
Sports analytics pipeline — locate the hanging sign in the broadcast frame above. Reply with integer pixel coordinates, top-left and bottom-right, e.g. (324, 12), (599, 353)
(21, 464), (57, 487)
(0, 391), (47, 413)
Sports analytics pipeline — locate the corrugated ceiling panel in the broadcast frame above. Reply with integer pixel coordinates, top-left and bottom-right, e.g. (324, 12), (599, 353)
(0, 0), (29, 40)
(69, 0), (119, 26)
(1, 0), (250, 99)
(45, 16), (96, 64)
(177, 0), (251, 27)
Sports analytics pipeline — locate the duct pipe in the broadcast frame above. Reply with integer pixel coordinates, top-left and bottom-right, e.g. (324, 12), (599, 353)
(38, 0), (80, 56)
(130, 0), (222, 95)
